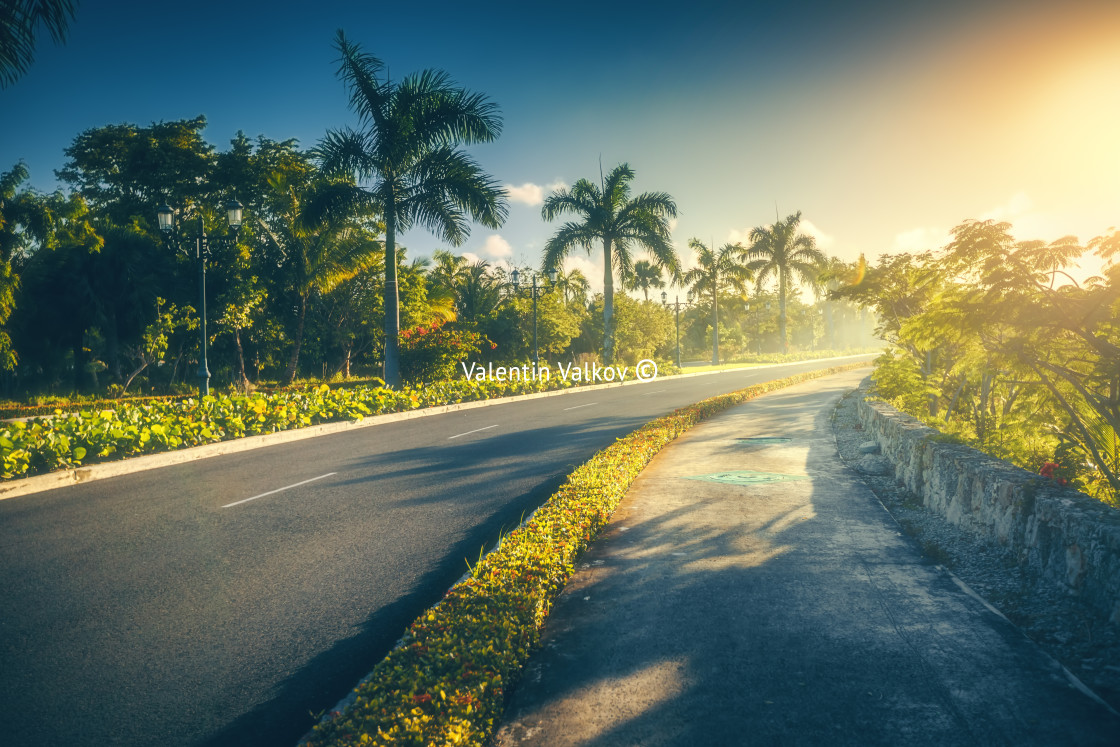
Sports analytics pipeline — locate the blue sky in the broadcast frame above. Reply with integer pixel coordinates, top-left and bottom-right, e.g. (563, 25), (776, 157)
(4, 0), (1119, 291)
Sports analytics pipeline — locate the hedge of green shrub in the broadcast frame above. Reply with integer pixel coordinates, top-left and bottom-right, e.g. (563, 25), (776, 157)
(0, 376), (572, 480)
(302, 363), (865, 747)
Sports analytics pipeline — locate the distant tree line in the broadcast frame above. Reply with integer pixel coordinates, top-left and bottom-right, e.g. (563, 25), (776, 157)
(0, 32), (873, 399)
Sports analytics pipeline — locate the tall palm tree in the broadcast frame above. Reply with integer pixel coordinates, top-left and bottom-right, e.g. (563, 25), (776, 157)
(625, 259), (665, 301)
(316, 31), (508, 386)
(683, 238), (751, 365)
(541, 163), (678, 364)
(745, 211), (825, 353)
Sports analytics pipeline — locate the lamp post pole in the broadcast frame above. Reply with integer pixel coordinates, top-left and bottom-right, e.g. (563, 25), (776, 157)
(661, 291), (686, 369)
(511, 267), (557, 376)
(158, 200), (244, 398)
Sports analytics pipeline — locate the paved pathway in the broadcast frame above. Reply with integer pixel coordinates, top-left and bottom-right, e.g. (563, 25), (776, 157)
(495, 369), (1120, 746)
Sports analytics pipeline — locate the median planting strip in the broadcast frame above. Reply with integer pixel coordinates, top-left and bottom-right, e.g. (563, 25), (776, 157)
(301, 362), (867, 747)
(0, 353), (874, 499)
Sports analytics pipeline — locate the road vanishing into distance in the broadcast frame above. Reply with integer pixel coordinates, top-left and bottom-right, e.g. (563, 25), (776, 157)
(0, 358), (871, 746)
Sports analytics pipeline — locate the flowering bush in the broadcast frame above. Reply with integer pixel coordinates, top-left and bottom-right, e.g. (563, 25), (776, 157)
(399, 321), (486, 383)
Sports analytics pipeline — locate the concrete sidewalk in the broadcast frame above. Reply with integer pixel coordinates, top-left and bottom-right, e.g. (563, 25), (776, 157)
(494, 369), (1120, 746)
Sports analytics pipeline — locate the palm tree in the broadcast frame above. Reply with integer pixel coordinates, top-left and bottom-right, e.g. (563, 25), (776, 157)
(1, 0), (78, 88)
(682, 238), (751, 365)
(625, 259), (665, 301)
(553, 266), (591, 306)
(541, 163), (678, 364)
(457, 259), (502, 322)
(317, 31), (508, 386)
(259, 172), (381, 384)
(745, 211), (825, 353)
(427, 249), (468, 297)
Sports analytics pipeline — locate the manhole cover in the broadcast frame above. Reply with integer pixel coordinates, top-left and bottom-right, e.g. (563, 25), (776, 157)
(683, 470), (809, 486)
(736, 437), (792, 445)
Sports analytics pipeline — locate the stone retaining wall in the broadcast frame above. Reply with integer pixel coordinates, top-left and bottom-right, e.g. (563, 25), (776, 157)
(857, 395), (1120, 625)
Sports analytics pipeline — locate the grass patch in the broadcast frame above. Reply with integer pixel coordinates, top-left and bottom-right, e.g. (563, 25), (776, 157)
(301, 362), (867, 747)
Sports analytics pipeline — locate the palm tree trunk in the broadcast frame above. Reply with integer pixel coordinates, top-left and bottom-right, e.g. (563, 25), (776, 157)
(383, 207), (401, 387)
(779, 270), (789, 353)
(285, 294), (308, 384)
(233, 325), (253, 392)
(711, 283), (720, 365)
(602, 237), (614, 365)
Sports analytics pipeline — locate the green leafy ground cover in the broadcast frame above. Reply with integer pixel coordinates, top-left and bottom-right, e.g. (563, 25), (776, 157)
(0, 377), (571, 480)
(302, 363), (865, 747)
(0, 353), (868, 481)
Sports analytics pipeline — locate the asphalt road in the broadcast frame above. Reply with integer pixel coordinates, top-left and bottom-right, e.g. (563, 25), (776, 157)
(0, 358), (871, 746)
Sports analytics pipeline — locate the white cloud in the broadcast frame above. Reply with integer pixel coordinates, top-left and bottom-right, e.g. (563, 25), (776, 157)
(461, 251), (482, 265)
(891, 226), (951, 252)
(980, 192), (1033, 222)
(503, 180), (569, 207)
(798, 219), (835, 250)
(563, 254), (605, 295)
(504, 183), (544, 206)
(478, 234), (513, 259)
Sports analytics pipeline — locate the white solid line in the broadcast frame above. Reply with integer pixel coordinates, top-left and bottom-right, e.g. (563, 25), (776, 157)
(563, 402), (598, 411)
(448, 424), (499, 440)
(222, 472), (338, 508)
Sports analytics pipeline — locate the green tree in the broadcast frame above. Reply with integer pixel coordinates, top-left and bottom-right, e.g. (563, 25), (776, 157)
(682, 238), (751, 364)
(258, 171), (381, 384)
(583, 292), (673, 365)
(624, 259), (665, 301)
(317, 30), (508, 387)
(541, 163), (678, 364)
(57, 117), (215, 226)
(553, 266), (590, 306)
(745, 211), (825, 353)
(0, 0), (78, 88)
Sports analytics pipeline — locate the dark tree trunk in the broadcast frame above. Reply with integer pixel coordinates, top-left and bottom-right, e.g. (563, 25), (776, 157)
(383, 209), (401, 386)
(285, 295), (308, 385)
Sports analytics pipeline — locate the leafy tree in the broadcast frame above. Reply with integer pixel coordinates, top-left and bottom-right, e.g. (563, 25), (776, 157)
(541, 163), (679, 364)
(487, 285), (581, 363)
(745, 211), (825, 352)
(317, 30), (508, 387)
(582, 293), (673, 365)
(257, 170), (381, 384)
(682, 238), (751, 364)
(0, 0), (78, 88)
(57, 117), (215, 226)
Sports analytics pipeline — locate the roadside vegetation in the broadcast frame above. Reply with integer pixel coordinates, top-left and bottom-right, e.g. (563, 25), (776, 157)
(302, 363), (865, 747)
(0, 30), (875, 407)
(837, 220), (1120, 506)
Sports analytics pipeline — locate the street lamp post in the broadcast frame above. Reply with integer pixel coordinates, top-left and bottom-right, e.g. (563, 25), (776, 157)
(661, 292), (695, 369)
(157, 200), (244, 397)
(511, 267), (557, 375)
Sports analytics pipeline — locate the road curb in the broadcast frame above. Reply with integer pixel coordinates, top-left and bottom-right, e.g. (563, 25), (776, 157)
(0, 354), (876, 501)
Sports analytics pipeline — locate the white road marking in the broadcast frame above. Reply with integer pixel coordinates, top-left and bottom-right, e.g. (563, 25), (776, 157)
(448, 424), (499, 440)
(222, 472), (338, 508)
(563, 402), (598, 411)
(641, 389), (667, 396)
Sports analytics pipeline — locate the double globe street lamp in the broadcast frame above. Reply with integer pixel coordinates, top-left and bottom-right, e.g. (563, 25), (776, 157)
(661, 292), (696, 370)
(156, 199), (244, 397)
(510, 267), (557, 375)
